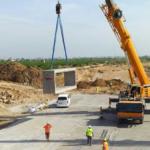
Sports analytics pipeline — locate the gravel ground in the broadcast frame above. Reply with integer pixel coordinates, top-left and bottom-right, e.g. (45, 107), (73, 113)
(0, 93), (150, 150)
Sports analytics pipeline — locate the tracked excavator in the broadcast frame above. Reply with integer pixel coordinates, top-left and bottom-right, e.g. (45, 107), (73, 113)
(101, 0), (150, 123)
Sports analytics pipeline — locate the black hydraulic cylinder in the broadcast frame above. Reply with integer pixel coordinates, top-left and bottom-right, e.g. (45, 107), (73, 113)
(105, 0), (114, 8)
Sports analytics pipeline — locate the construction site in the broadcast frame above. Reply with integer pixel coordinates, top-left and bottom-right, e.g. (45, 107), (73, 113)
(1, 0), (150, 149)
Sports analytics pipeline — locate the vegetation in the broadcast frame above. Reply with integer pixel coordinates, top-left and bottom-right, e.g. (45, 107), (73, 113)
(0, 56), (150, 70)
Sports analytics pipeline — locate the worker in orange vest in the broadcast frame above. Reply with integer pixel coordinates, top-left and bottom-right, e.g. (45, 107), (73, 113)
(102, 138), (109, 150)
(43, 123), (52, 141)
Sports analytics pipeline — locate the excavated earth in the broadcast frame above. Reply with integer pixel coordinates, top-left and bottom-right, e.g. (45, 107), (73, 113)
(0, 62), (42, 88)
(0, 62), (150, 115)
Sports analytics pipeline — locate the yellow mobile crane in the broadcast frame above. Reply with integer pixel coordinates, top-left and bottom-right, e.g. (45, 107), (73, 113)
(101, 0), (150, 123)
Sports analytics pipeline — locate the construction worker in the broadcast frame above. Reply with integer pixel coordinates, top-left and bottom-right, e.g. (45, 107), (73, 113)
(102, 138), (109, 150)
(86, 125), (94, 146)
(43, 123), (52, 141)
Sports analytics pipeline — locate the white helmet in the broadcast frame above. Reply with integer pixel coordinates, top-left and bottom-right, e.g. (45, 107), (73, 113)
(88, 125), (92, 128)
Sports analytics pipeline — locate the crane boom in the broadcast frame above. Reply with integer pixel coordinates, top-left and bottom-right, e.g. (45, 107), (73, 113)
(101, 0), (150, 124)
(101, 0), (150, 86)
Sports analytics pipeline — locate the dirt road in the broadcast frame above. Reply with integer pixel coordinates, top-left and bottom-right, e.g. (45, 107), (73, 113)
(0, 93), (150, 150)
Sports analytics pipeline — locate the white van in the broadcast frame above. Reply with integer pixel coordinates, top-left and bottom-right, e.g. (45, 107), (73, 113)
(56, 94), (71, 108)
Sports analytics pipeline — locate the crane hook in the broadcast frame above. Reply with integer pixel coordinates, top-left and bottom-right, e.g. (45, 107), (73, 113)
(56, 1), (62, 15)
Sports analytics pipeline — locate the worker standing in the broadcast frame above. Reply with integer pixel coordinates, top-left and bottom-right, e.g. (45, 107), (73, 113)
(43, 123), (52, 141)
(102, 138), (109, 150)
(86, 125), (94, 146)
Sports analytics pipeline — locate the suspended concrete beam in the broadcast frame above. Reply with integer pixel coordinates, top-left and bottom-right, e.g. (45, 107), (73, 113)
(43, 68), (76, 94)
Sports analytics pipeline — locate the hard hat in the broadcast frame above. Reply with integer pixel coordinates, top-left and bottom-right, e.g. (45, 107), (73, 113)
(88, 125), (92, 128)
(103, 138), (107, 142)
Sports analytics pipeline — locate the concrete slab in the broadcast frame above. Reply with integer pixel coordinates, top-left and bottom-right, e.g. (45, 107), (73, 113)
(43, 68), (76, 94)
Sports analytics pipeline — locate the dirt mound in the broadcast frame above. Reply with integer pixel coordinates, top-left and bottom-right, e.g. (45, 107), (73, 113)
(0, 62), (42, 88)
(0, 63), (128, 94)
(107, 79), (127, 89)
(0, 81), (54, 105)
(77, 79), (126, 89)
(77, 78), (127, 93)
(91, 79), (107, 87)
(77, 81), (92, 89)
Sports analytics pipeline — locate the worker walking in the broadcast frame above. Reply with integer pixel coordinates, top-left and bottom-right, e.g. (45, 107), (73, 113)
(102, 138), (109, 150)
(86, 125), (94, 146)
(43, 123), (52, 141)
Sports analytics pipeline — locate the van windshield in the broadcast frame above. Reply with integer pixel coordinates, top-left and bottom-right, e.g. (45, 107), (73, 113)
(117, 103), (143, 113)
(58, 97), (67, 100)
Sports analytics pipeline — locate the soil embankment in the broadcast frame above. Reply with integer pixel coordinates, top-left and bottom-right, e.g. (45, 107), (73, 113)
(0, 62), (149, 115)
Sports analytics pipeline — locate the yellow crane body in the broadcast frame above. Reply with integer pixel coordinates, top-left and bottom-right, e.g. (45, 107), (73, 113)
(101, 1), (150, 85)
(101, 0), (150, 123)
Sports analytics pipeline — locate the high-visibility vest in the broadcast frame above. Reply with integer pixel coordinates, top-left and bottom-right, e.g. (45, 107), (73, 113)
(102, 141), (109, 150)
(86, 128), (93, 137)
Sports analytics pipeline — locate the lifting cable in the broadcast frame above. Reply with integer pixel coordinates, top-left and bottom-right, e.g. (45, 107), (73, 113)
(51, 1), (68, 68)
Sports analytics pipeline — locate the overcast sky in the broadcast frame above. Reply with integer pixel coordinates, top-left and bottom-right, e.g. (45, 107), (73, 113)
(0, 0), (150, 59)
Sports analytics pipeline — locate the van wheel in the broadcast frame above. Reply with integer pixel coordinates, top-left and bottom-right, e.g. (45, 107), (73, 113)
(118, 119), (122, 124)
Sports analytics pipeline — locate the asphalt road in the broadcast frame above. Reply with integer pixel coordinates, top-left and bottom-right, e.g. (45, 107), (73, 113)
(0, 93), (150, 150)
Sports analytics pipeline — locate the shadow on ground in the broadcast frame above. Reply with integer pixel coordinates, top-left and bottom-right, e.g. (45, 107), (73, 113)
(87, 118), (117, 127)
(87, 110), (142, 128)
(0, 117), (32, 130)
(0, 138), (100, 146)
(0, 139), (150, 147)
(0, 106), (145, 129)
(110, 140), (150, 147)
(25, 110), (100, 117)
(144, 109), (150, 114)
